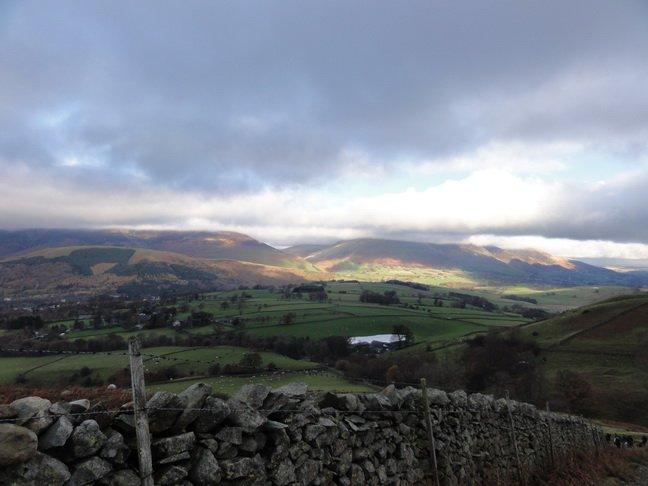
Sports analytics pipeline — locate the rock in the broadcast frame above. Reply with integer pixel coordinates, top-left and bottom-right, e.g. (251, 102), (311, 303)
(68, 419), (107, 459)
(69, 399), (90, 413)
(193, 396), (231, 433)
(100, 429), (130, 464)
(427, 388), (450, 406)
(240, 433), (265, 452)
(228, 400), (266, 433)
(319, 393), (358, 411)
(349, 463), (365, 483)
(0, 423), (38, 465)
(153, 431), (196, 459)
(380, 384), (404, 407)
(220, 454), (266, 481)
(174, 382), (212, 431)
(10, 396), (53, 433)
(263, 420), (289, 431)
(68, 457), (112, 486)
(217, 441), (239, 459)
(297, 459), (320, 485)
(367, 393), (392, 410)
(215, 426), (243, 445)
(273, 382), (309, 398)
(147, 391), (183, 434)
(304, 424), (326, 442)
(112, 412), (135, 435)
(86, 402), (114, 429)
(158, 451), (191, 464)
(49, 402), (71, 417)
(0, 403), (18, 420)
(39, 415), (73, 450)
(318, 417), (336, 427)
(189, 447), (221, 485)
(231, 384), (271, 409)
(0, 451), (70, 485)
(448, 390), (467, 406)
(155, 464), (188, 485)
(98, 469), (141, 486)
(273, 458), (296, 485)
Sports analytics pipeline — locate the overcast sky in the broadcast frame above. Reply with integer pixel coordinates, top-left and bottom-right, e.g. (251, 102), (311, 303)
(2, 0), (648, 258)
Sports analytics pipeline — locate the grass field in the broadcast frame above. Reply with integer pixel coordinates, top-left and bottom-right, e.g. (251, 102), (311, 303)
(0, 345), (318, 388)
(1, 280), (634, 400)
(182, 282), (532, 342)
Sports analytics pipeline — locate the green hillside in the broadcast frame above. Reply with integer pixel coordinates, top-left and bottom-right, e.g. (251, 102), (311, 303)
(522, 294), (648, 425)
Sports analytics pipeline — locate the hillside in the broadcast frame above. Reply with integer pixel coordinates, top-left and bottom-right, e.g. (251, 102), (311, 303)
(0, 229), (311, 269)
(522, 294), (648, 426)
(0, 246), (308, 300)
(1, 230), (646, 300)
(289, 238), (644, 287)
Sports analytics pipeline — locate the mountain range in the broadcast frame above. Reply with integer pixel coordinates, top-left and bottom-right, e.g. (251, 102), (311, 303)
(0, 229), (645, 300)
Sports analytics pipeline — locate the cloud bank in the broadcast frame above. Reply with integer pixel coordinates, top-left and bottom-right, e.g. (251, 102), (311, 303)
(2, 1), (648, 257)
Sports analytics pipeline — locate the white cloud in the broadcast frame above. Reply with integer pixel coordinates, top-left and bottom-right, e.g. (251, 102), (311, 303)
(464, 234), (648, 260)
(410, 141), (575, 175)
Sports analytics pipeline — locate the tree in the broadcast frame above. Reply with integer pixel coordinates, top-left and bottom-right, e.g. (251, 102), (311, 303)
(393, 324), (414, 346)
(309, 291), (328, 302)
(324, 336), (350, 359)
(463, 330), (545, 403)
(4, 315), (45, 330)
(280, 312), (297, 325)
(359, 290), (400, 305)
(386, 364), (399, 383)
(208, 362), (221, 376)
(240, 352), (262, 369)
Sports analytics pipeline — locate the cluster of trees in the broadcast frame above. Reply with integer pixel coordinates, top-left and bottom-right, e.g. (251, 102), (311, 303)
(504, 305), (552, 321)
(385, 280), (429, 291)
(503, 294), (538, 304)
(1, 315), (45, 330)
(359, 290), (400, 305)
(448, 292), (497, 311)
(462, 331), (545, 403)
(337, 330), (549, 406)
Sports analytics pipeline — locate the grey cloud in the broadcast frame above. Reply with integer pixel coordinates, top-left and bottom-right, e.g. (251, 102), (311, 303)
(2, 0), (648, 192)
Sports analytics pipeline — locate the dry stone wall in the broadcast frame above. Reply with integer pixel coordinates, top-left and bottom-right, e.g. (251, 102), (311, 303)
(0, 382), (602, 485)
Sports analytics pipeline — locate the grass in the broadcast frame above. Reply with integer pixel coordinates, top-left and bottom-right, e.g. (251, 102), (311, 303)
(0, 345), (318, 387)
(4, 281), (634, 409)
(176, 282), (533, 344)
(520, 294), (648, 426)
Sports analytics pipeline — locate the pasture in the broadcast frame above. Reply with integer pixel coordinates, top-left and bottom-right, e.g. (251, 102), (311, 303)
(1, 280), (628, 397)
(0, 345), (318, 388)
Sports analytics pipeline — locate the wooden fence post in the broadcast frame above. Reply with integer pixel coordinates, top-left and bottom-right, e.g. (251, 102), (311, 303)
(505, 390), (526, 486)
(129, 338), (154, 486)
(420, 379), (440, 486)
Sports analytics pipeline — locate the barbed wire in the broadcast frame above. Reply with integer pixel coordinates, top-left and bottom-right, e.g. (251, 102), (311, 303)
(0, 405), (429, 424)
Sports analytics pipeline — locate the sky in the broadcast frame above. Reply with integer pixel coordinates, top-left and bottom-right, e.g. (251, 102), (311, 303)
(2, 1), (648, 258)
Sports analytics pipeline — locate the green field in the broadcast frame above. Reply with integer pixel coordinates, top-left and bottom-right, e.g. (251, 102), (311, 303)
(2, 280), (634, 400)
(0, 345), (318, 387)
(180, 282), (532, 343)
